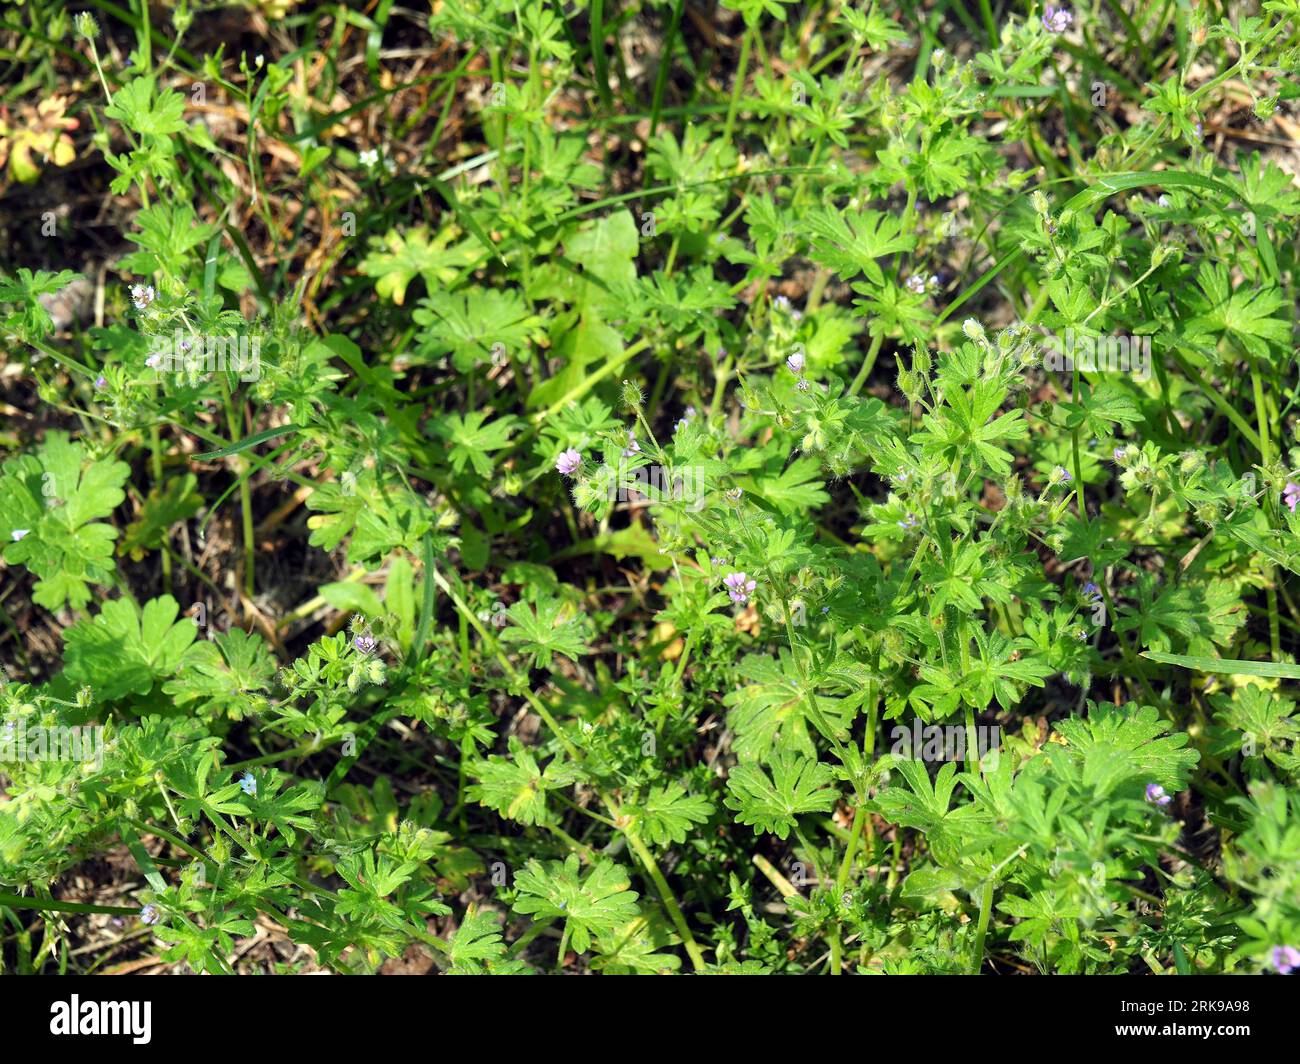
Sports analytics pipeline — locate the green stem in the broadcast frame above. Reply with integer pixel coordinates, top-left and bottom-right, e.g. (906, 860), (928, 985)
(722, 25), (753, 147)
(0, 892), (139, 916)
(971, 878), (994, 975)
(626, 830), (707, 972)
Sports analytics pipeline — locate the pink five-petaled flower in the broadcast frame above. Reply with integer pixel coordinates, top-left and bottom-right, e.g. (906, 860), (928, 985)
(1284, 482), (1300, 513)
(723, 571), (757, 605)
(354, 633), (377, 655)
(1145, 783), (1172, 807)
(139, 904), (160, 926)
(555, 448), (581, 476)
(1271, 945), (1300, 975)
(1042, 5), (1072, 33)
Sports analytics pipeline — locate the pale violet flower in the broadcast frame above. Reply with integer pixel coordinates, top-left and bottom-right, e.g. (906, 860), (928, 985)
(1284, 482), (1300, 513)
(353, 633), (377, 655)
(129, 284), (155, 311)
(723, 572), (756, 605)
(556, 448), (581, 476)
(1042, 5), (1073, 33)
(787, 351), (805, 375)
(1271, 945), (1300, 975)
(622, 434), (640, 458)
(238, 772), (257, 796)
(905, 273), (927, 295)
(94, 375), (108, 389)
(10, 529), (30, 541)
(1145, 783), (1172, 807)
(139, 904), (160, 926)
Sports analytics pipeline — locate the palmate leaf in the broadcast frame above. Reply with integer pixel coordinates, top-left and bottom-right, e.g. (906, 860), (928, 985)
(305, 467), (439, 566)
(914, 378), (1028, 478)
(1210, 684), (1300, 767)
(119, 472), (204, 561)
(64, 595), (199, 701)
(498, 598), (590, 668)
(723, 650), (854, 760)
(360, 226), (481, 305)
(512, 854), (640, 954)
(413, 287), (542, 372)
(1039, 702), (1200, 797)
(724, 750), (838, 839)
(427, 409), (520, 478)
(0, 268), (82, 339)
(466, 736), (579, 826)
(628, 784), (714, 846)
(103, 76), (187, 137)
(748, 456), (831, 515)
(802, 207), (914, 284)
(1183, 262), (1290, 361)
(161, 627), (278, 721)
(0, 434), (130, 611)
(447, 908), (530, 974)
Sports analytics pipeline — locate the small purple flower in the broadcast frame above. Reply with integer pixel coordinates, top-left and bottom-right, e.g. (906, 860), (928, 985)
(674, 406), (697, 434)
(139, 904), (159, 926)
(1271, 945), (1300, 975)
(238, 772), (257, 796)
(897, 512), (920, 531)
(1083, 581), (1101, 600)
(1042, 4), (1072, 33)
(1284, 482), (1300, 513)
(10, 529), (30, 542)
(145, 352), (165, 370)
(556, 448), (581, 476)
(723, 571), (757, 605)
(1145, 783), (1172, 807)
(94, 375), (108, 389)
(905, 273), (927, 295)
(129, 284), (155, 311)
(787, 351), (805, 375)
(773, 295), (790, 311)
(354, 633), (377, 655)
(1113, 447), (1127, 463)
(1055, 466), (1072, 483)
(622, 434), (640, 458)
